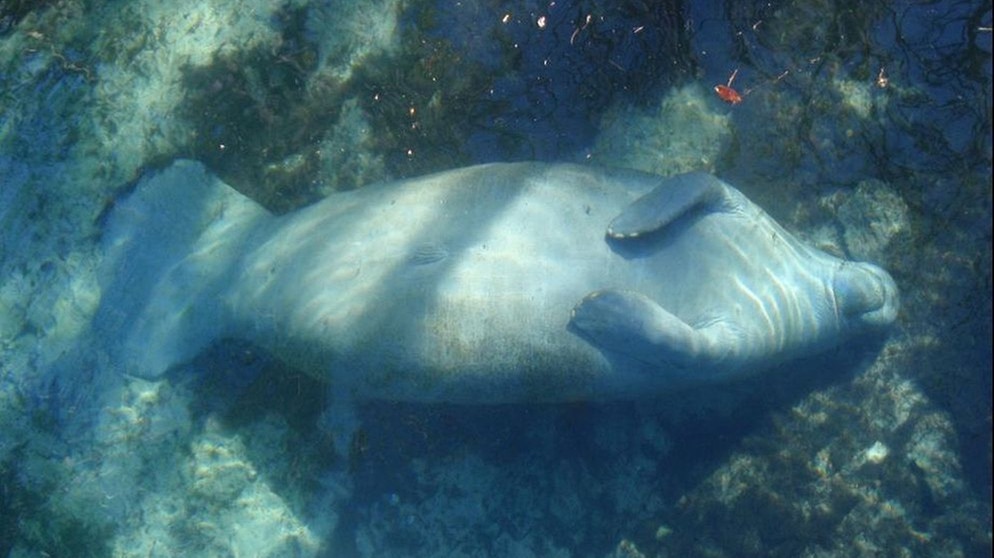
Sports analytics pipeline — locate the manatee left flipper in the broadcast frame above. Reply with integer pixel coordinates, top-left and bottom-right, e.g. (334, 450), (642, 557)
(607, 172), (742, 239)
(568, 289), (717, 367)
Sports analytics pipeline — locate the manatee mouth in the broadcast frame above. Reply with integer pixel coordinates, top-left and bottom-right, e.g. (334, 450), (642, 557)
(833, 262), (900, 328)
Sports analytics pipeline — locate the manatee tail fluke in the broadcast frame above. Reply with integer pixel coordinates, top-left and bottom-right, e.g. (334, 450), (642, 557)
(94, 160), (271, 379)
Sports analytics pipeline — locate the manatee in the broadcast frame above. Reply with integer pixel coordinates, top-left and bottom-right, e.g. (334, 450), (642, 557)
(95, 160), (898, 402)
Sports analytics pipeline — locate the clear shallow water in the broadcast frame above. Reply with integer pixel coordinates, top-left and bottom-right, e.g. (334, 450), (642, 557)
(0, 1), (990, 556)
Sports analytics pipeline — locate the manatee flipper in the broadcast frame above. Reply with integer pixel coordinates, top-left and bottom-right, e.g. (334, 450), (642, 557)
(607, 172), (741, 239)
(569, 289), (717, 368)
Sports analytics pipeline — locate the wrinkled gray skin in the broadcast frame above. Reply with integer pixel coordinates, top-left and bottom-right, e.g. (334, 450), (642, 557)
(98, 161), (899, 403)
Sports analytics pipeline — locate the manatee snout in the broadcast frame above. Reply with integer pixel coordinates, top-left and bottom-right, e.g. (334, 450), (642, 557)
(833, 262), (900, 329)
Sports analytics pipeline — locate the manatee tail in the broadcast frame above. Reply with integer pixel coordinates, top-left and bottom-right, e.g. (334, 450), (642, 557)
(94, 160), (271, 378)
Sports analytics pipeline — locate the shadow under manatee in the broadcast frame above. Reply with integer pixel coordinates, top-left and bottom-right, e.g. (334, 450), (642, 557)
(321, 332), (889, 556)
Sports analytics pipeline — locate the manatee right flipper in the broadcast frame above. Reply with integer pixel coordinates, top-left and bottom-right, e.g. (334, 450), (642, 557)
(607, 172), (741, 239)
(568, 289), (718, 368)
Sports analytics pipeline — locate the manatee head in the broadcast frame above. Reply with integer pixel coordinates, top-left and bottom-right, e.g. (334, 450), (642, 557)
(833, 261), (900, 331)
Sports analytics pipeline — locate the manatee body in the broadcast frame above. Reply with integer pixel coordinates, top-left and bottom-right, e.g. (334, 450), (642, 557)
(96, 161), (898, 402)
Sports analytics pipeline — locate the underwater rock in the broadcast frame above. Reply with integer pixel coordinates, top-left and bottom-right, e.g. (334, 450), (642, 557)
(592, 84), (732, 175)
(837, 178), (911, 264)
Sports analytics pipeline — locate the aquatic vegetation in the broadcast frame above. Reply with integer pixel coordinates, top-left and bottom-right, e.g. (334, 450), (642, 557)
(175, 4), (330, 212)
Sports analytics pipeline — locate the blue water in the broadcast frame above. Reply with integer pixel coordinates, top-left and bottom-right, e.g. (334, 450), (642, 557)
(0, 1), (990, 556)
